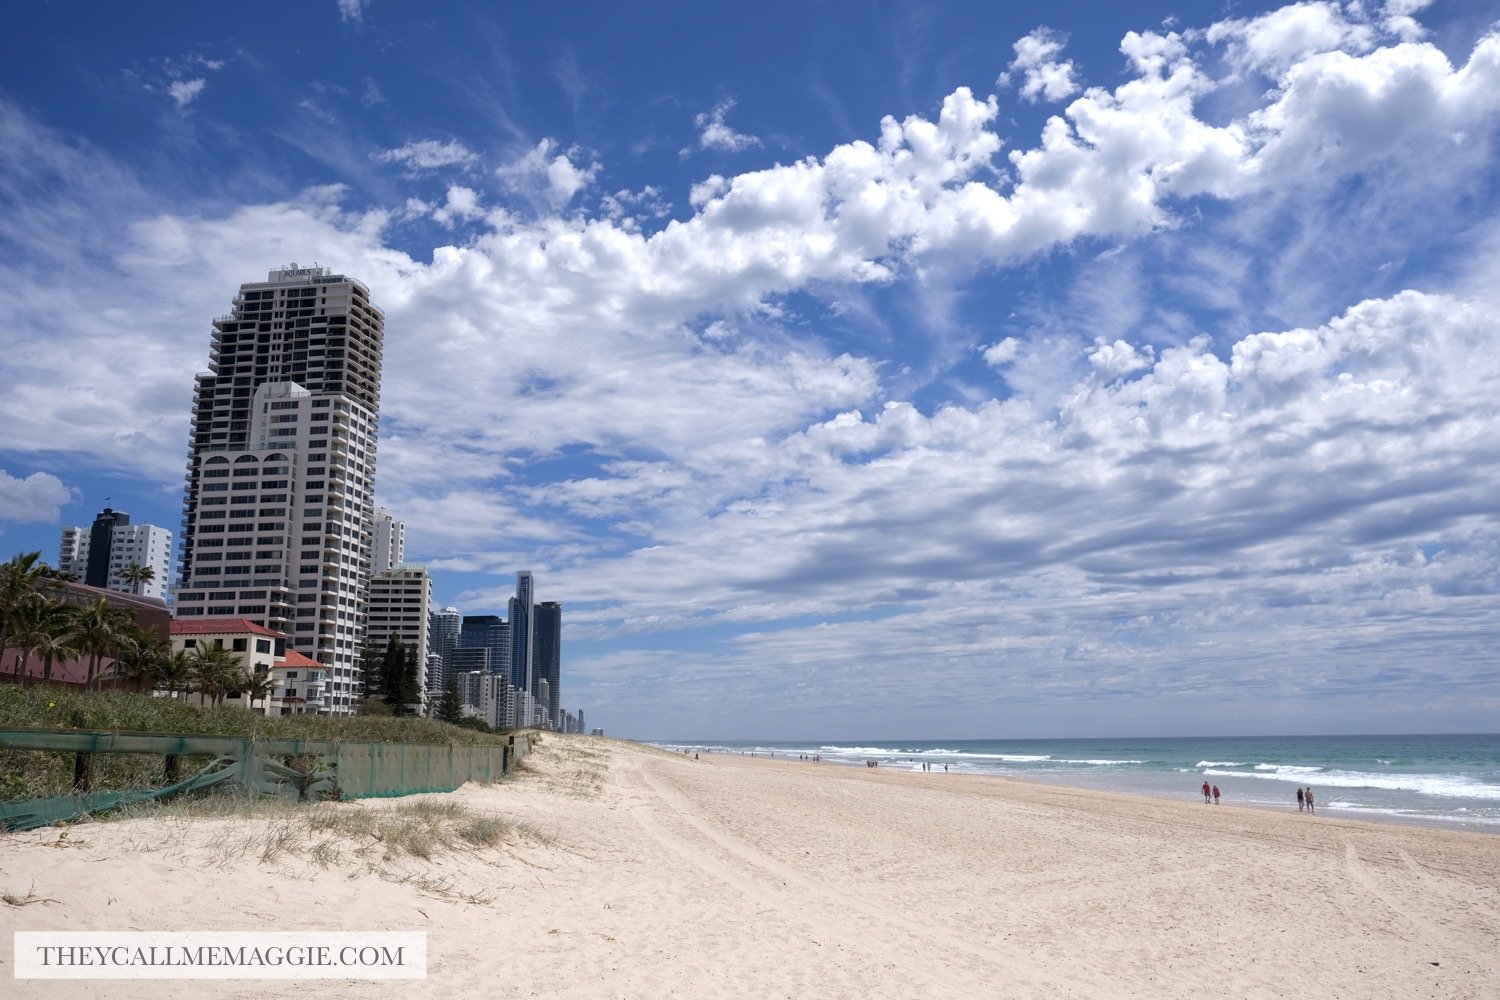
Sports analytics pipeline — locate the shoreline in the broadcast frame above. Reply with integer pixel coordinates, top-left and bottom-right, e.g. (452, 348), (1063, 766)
(4, 733), (1499, 998)
(659, 733), (1500, 835)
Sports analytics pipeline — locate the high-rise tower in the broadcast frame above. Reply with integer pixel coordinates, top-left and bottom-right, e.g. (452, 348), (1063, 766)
(174, 265), (384, 714)
(507, 569), (537, 719)
(58, 507), (172, 599)
(533, 600), (561, 729)
(371, 507), (405, 573)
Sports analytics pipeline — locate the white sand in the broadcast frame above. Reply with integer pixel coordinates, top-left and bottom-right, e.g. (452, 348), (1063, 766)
(4, 734), (1499, 999)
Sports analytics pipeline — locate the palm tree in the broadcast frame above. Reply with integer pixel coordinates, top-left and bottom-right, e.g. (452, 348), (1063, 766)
(0, 551), (48, 671)
(189, 645), (242, 708)
(119, 563), (155, 596)
(158, 648), (195, 699)
(9, 601), (76, 685)
(112, 627), (170, 691)
(33, 608), (81, 686)
(245, 670), (276, 714)
(71, 598), (132, 692)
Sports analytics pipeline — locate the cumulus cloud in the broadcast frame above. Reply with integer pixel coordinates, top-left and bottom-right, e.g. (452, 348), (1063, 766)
(374, 139), (478, 174)
(1087, 338), (1154, 378)
(1003, 27), (1080, 103)
(430, 185), (484, 226)
(982, 338), (1020, 367)
(1206, 2), (1375, 76)
(337, 0), (368, 24)
(684, 99), (761, 155)
(495, 139), (600, 207)
(1380, 0), (1434, 42)
(0, 470), (70, 523)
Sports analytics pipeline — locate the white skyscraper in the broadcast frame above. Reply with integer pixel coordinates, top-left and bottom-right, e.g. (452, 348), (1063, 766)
(175, 265), (383, 714)
(58, 508), (172, 600)
(371, 507), (405, 573)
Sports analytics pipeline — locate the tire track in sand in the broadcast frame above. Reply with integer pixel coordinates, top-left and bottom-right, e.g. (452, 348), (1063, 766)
(621, 756), (1063, 995)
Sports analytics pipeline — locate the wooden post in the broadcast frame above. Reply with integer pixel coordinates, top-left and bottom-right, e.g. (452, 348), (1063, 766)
(72, 753), (93, 793)
(164, 754), (181, 783)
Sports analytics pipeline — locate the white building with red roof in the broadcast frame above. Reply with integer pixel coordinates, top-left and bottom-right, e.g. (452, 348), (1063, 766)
(168, 618), (327, 714)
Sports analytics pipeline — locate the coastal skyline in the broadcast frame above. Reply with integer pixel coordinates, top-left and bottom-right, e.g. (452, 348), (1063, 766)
(2, 1), (1498, 739)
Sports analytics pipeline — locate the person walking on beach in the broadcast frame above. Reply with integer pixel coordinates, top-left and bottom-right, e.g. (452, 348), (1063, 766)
(1212, 785), (1221, 805)
(1296, 787), (1304, 811)
(1202, 780), (1212, 804)
(1305, 787), (1315, 813)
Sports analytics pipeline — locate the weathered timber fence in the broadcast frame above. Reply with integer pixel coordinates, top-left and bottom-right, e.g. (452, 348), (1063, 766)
(0, 728), (533, 832)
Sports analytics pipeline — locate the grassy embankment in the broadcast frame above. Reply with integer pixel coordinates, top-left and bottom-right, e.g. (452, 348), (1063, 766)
(0, 684), (517, 802)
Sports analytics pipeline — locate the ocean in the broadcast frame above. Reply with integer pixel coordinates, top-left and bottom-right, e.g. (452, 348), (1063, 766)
(653, 733), (1500, 833)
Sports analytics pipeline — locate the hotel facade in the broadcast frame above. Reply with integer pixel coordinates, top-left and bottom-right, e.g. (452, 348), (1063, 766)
(173, 265), (384, 714)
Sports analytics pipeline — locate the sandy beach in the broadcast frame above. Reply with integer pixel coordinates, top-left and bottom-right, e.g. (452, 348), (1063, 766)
(4, 734), (1499, 999)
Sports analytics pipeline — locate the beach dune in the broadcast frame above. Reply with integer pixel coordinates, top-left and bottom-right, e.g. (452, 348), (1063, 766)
(3, 735), (1499, 998)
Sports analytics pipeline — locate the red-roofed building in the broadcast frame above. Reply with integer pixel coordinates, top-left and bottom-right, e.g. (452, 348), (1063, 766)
(169, 618), (285, 712)
(168, 618), (330, 715)
(271, 648), (328, 715)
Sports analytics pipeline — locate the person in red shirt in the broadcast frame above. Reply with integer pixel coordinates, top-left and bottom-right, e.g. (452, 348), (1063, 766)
(1212, 785), (1220, 805)
(1202, 780), (1211, 803)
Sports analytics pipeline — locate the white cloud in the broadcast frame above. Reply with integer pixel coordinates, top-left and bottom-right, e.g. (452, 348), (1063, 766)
(684, 99), (761, 155)
(168, 79), (206, 108)
(982, 337), (1020, 367)
(1380, 0), (1434, 43)
(374, 139), (478, 173)
(1207, 2), (1375, 76)
(337, 0), (368, 24)
(1003, 27), (1080, 103)
(1087, 338), (1154, 378)
(430, 185), (484, 226)
(495, 139), (600, 207)
(0, 470), (70, 523)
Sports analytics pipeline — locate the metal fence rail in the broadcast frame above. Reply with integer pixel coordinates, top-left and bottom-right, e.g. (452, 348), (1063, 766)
(0, 727), (531, 832)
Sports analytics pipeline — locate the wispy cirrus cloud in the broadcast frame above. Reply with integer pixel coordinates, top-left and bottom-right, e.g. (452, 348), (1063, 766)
(374, 139), (479, 174)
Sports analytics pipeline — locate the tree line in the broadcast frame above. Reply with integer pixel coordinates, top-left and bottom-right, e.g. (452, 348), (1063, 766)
(0, 552), (272, 708)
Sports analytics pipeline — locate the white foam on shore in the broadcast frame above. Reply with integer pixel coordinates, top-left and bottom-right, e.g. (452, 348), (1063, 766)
(1203, 767), (1500, 800)
(1325, 800), (1500, 827)
(1058, 758), (1146, 766)
(1196, 761), (1247, 767)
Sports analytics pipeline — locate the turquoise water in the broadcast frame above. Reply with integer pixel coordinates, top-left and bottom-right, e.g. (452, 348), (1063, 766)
(655, 734), (1500, 833)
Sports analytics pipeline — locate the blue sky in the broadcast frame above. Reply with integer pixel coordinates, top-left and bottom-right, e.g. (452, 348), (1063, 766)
(2, 1), (1499, 740)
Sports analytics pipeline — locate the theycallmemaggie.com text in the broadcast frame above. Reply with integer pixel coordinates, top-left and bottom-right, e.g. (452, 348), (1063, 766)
(29, 944), (410, 969)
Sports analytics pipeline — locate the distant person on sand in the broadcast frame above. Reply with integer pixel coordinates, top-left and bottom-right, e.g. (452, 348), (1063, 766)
(1297, 788), (1304, 812)
(1305, 787), (1315, 813)
(1202, 780), (1212, 803)
(1212, 785), (1220, 805)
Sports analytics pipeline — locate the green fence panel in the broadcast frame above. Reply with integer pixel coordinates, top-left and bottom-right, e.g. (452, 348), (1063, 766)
(2, 728), (521, 831)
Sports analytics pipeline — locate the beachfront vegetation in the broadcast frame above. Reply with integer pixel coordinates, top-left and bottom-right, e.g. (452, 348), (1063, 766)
(1, 551), (168, 693)
(0, 683), (519, 803)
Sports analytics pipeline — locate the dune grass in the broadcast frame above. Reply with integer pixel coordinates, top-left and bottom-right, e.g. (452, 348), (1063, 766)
(0, 684), (521, 803)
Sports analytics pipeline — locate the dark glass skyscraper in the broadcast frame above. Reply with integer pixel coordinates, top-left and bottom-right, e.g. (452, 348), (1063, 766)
(508, 570), (534, 695)
(459, 614), (510, 680)
(533, 601), (561, 729)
